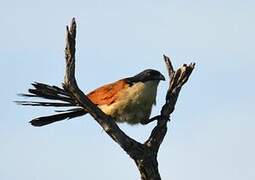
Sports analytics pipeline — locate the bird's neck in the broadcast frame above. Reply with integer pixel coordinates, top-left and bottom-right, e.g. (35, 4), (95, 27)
(128, 80), (160, 105)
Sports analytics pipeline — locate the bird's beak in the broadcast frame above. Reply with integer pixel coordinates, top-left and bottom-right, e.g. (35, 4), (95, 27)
(159, 73), (166, 81)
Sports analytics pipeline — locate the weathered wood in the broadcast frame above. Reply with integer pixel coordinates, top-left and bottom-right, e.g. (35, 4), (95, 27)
(63, 18), (195, 180)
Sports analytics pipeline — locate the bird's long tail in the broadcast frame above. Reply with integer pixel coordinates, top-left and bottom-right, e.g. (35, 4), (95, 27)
(16, 82), (87, 126)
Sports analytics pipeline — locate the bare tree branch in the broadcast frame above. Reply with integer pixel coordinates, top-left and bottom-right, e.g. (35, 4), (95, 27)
(63, 18), (143, 154)
(62, 18), (195, 180)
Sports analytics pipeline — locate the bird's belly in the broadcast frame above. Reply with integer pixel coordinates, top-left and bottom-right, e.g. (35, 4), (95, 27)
(99, 99), (152, 124)
(98, 81), (158, 124)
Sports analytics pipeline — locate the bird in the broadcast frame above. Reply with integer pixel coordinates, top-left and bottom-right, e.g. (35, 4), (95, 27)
(16, 69), (165, 127)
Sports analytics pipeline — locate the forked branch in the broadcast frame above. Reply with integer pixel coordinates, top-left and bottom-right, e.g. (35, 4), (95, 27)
(63, 18), (195, 180)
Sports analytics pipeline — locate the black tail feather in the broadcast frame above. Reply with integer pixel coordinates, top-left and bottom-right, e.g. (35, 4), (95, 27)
(54, 107), (84, 112)
(19, 82), (77, 106)
(17, 82), (87, 126)
(15, 101), (74, 107)
(30, 109), (87, 127)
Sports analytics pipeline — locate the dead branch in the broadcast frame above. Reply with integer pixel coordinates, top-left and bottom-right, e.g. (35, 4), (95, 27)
(63, 18), (195, 180)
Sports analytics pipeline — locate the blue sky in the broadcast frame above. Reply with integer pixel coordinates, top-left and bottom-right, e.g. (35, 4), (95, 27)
(1, 0), (255, 179)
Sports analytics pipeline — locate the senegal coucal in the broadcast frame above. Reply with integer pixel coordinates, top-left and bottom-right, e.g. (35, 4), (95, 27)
(17, 69), (165, 126)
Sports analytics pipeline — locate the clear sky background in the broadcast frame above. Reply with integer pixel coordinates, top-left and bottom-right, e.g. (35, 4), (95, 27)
(1, 0), (254, 179)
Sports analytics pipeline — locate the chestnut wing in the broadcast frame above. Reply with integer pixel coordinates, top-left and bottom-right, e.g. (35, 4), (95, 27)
(87, 80), (128, 105)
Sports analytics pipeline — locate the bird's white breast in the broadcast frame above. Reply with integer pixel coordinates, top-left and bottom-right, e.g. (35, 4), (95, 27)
(99, 80), (159, 124)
